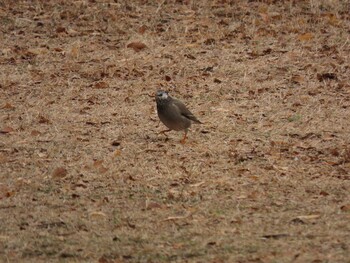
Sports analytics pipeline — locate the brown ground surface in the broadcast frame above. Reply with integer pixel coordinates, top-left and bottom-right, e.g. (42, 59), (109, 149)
(1, 0), (350, 262)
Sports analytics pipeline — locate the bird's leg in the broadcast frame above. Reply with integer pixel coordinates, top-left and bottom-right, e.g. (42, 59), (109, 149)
(180, 130), (187, 144)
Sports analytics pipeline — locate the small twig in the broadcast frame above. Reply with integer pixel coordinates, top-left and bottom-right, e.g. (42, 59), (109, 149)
(163, 213), (192, 221)
(156, 0), (166, 13)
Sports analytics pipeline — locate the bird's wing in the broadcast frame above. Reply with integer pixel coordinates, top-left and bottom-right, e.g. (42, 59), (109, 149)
(172, 99), (202, 124)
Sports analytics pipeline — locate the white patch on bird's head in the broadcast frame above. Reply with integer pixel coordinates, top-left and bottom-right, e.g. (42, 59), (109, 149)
(156, 91), (169, 100)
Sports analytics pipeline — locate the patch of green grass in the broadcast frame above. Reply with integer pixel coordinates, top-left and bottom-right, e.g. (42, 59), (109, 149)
(287, 114), (302, 122)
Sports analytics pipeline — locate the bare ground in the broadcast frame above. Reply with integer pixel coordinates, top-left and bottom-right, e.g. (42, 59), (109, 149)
(0, 0), (350, 262)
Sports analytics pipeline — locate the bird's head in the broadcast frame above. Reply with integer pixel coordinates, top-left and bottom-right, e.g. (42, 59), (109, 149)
(155, 90), (170, 103)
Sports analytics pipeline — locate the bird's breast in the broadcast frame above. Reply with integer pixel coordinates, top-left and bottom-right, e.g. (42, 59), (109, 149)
(157, 104), (191, 131)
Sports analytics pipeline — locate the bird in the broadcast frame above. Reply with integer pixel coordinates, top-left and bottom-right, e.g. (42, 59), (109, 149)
(155, 90), (202, 143)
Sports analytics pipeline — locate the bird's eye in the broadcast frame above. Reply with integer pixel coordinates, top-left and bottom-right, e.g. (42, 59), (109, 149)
(157, 91), (168, 98)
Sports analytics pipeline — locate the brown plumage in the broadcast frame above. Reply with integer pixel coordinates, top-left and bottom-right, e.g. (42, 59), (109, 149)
(155, 90), (202, 143)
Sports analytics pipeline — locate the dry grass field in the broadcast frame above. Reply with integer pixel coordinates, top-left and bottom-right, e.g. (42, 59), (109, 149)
(0, 0), (350, 262)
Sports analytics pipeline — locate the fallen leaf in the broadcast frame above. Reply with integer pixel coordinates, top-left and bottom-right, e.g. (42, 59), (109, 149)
(98, 256), (109, 263)
(298, 32), (313, 41)
(341, 204), (350, 212)
(38, 115), (50, 124)
(291, 75), (304, 84)
(0, 184), (14, 199)
(270, 12), (282, 20)
(204, 38), (215, 45)
(85, 121), (97, 126)
(207, 241), (216, 246)
(317, 73), (337, 81)
(52, 167), (68, 179)
(248, 191), (259, 199)
(0, 154), (8, 164)
(322, 13), (340, 26)
(93, 160), (104, 167)
(127, 42), (147, 52)
(111, 140), (121, 146)
(70, 45), (80, 58)
(146, 201), (162, 210)
(249, 175), (259, 181)
(319, 191), (329, 196)
(138, 25), (148, 34)
(56, 26), (67, 33)
(98, 166), (109, 174)
(113, 150), (121, 157)
(31, 130), (41, 136)
(20, 50), (36, 60)
(308, 89), (319, 96)
(6, 191), (15, 198)
(93, 160), (108, 173)
(258, 5), (268, 13)
(89, 211), (107, 219)
(0, 126), (14, 134)
(94, 81), (109, 89)
(28, 48), (48, 55)
(2, 102), (15, 109)
(172, 243), (184, 249)
(71, 193), (80, 199)
(329, 148), (339, 156)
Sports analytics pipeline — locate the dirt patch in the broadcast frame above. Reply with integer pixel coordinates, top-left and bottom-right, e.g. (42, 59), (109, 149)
(0, 0), (349, 262)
